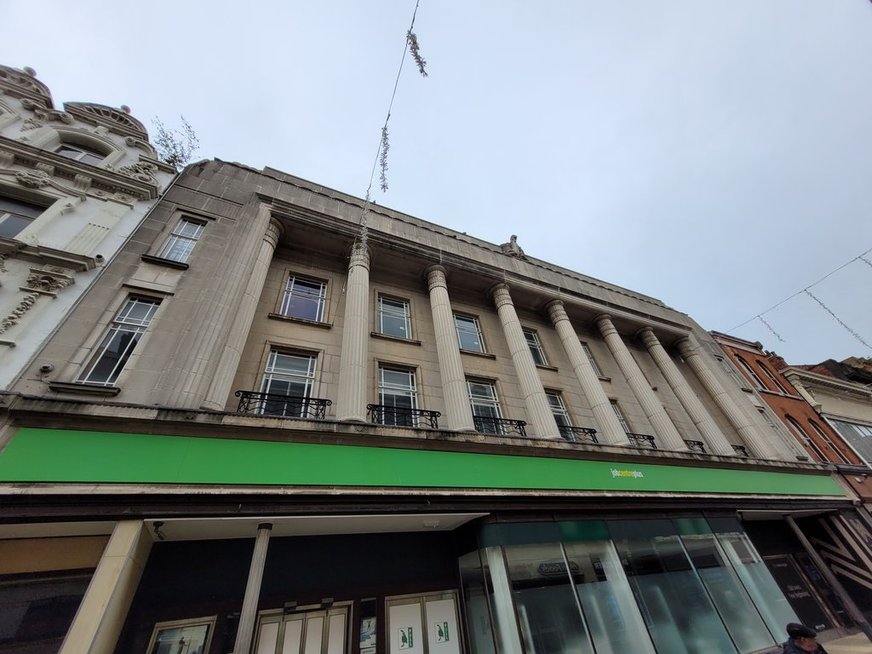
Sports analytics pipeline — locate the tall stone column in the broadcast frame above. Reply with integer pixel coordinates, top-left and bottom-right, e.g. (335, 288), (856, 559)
(638, 327), (735, 456)
(546, 300), (628, 445)
(59, 520), (152, 654)
(233, 523), (273, 654)
(491, 284), (560, 439)
(596, 315), (686, 451)
(425, 266), (475, 431)
(336, 242), (370, 421)
(203, 219), (283, 410)
(677, 336), (781, 459)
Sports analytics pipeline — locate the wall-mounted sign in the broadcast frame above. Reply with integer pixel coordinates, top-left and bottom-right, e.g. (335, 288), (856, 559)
(537, 560), (581, 577)
(435, 622), (449, 643)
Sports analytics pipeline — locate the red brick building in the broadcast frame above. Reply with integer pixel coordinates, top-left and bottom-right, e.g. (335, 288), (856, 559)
(711, 332), (860, 466)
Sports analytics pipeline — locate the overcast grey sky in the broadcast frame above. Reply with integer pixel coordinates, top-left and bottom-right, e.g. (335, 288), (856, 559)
(4, 1), (871, 365)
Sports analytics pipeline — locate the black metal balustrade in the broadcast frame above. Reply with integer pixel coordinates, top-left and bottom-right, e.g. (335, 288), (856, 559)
(366, 404), (441, 429)
(627, 432), (657, 449)
(473, 416), (527, 437)
(732, 444), (750, 457)
(685, 439), (707, 454)
(559, 426), (599, 444)
(235, 391), (332, 419)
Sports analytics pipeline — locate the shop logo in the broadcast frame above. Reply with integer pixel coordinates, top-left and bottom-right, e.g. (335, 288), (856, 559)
(610, 468), (644, 479)
(435, 622), (449, 643)
(399, 627), (414, 650)
(537, 560), (581, 576)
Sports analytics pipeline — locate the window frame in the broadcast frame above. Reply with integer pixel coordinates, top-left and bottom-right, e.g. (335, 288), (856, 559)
(0, 194), (44, 239)
(377, 294), (412, 339)
(757, 363), (789, 394)
(610, 399), (631, 433)
(155, 216), (206, 264)
(545, 390), (572, 429)
(735, 355), (767, 391)
(145, 615), (217, 654)
(279, 274), (327, 322)
(54, 143), (107, 167)
(467, 378), (502, 433)
(454, 313), (485, 353)
(714, 354), (748, 390)
(808, 420), (851, 464)
(75, 296), (161, 386)
(523, 328), (547, 366)
(785, 415), (827, 461)
(260, 349), (317, 399)
(581, 341), (604, 377)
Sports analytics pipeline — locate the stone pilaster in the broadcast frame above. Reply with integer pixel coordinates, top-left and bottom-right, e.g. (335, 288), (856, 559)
(491, 284), (559, 438)
(202, 219), (282, 410)
(233, 523), (273, 654)
(596, 315), (686, 450)
(425, 266), (475, 431)
(677, 336), (782, 459)
(638, 327), (735, 456)
(59, 520), (152, 654)
(336, 242), (370, 421)
(546, 300), (628, 445)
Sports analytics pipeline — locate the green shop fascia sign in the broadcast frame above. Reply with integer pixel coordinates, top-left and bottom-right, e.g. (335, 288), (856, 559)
(0, 428), (844, 496)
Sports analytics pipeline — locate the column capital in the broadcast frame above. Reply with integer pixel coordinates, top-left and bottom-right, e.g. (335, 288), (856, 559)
(546, 299), (569, 324)
(676, 336), (696, 358)
(425, 264), (448, 291)
(349, 241), (370, 270)
(264, 218), (283, 249)
(490, 282), (512, 309)
(595, 313), (617, 335)
(636, 326), (658, 348)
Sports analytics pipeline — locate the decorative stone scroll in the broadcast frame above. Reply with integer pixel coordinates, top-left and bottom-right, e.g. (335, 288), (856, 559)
(117, 161), (158, 184)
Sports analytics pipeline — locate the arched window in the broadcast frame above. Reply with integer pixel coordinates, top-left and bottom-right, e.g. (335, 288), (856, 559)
(757, 363), (789, 394)
(809, 420), (851, 464)
(55, 142), (107, 166)
(735, 356), (767, 391)
(785, 415), (827, 461)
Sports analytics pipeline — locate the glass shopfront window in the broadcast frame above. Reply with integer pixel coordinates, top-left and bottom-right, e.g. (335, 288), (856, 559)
(464, 517), (794, 654)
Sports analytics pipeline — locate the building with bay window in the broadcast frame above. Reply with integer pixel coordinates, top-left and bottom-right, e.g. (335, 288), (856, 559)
(0, 64), (174, 389)
(0, 159), (870, 653)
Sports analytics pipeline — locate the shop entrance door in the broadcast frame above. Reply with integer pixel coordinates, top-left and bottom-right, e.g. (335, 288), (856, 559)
(386, 592), (461, 654)
(255, 605), (348, 654)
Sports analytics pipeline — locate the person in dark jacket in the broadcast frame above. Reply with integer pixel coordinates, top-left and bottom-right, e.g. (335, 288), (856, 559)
(783, 623), (829, 653)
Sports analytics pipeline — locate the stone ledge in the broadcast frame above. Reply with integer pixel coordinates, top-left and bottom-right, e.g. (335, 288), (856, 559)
(460, 349), (497, 360)
(267, 313), (332, 329)
(370, 332), (422, 346)
(48, 381), (121, 397)
(140, 254), (189, 270)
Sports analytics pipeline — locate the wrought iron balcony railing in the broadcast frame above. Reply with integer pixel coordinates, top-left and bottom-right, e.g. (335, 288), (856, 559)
(366, 404), (441, 429)
(627, 432), (657, 449)
(732, 444), (750, 458)
(684, 439), (707, 454)
(558, 426), (599, 444)
(473, 416), (527, 437)
(235, 391), (332, 419)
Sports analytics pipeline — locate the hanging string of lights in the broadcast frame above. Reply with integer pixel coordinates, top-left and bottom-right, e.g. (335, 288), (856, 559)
(356, 0), (427, 249)
(729, 246), (872, 351)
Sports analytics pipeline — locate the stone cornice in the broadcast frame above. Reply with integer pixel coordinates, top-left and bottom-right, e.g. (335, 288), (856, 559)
(0, 139), (162, 200)
(783, 367), (872, 401)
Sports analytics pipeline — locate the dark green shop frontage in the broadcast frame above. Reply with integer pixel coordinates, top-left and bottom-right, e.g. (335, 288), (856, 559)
(1, 428), (870, 654)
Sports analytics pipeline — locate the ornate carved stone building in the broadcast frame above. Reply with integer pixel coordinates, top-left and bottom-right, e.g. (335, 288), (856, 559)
(0, 159), (870, 652)
(0, 64), (174, 388)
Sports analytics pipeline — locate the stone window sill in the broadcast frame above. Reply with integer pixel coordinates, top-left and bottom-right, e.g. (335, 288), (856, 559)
(460, 349), (497, 360)
(48, 381), (121, 396)
(268, 314), (333, 329)
(536, 364), (559, 372)
(141, 254), (189, 270)
(370, 332), (422, 346)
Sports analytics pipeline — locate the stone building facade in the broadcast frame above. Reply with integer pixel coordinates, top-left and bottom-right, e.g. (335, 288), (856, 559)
(0, 64), (174, 388)
(0, 160), (870, 653)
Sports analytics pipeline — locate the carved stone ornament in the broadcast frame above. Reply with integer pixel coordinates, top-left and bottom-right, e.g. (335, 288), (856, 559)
(0, 292), (39, 335)
(117, 161), (158, 184)
(20, 117), (44, 131)
(15, 169), (51, 188)
(24, 270), (74, 294)
(499, 234), (526, 258)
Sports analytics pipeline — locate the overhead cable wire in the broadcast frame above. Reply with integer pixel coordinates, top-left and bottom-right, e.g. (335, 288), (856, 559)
(728, 246), (872, 332)
(357, 0), (423, 248)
